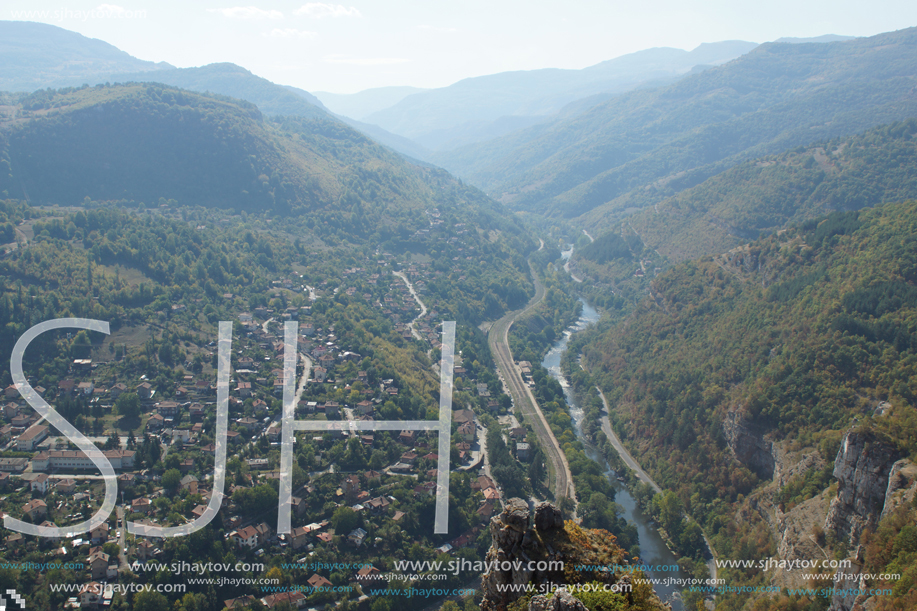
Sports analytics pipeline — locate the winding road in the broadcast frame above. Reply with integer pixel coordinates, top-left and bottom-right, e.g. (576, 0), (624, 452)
(488, 261), (576, 506)
(595, 387), (717, 582)
(393, 270), (428, 340)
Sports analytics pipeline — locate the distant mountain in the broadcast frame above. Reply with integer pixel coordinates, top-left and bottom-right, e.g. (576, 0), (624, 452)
(313, 86), (429, 120)
(774, 34), (856, 43)
(0, 83), (489, 222)
(0, 21), (433, 163)
(362, 41), (759, 150)
(0, 20), (172, 92)
(107, 63), (330, 119)
(433, 28), (917, 220)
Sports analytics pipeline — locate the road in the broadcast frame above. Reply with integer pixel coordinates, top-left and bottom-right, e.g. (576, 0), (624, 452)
(595, 387), (717, 582)
(595, 387), (661, 494)
(487, 260), (576, 506)
(392, 270), (428, 340)
(117, 506), (128, 570)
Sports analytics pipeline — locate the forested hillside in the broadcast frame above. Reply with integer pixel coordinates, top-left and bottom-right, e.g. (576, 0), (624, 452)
(588, 119), (917, 262)
(583, 202), (917, 494)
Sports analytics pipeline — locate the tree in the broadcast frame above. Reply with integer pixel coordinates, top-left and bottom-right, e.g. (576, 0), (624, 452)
(103, 431), (120, 450)
(162, 468), (182, 493)
(133, 590), (170, 611)
(115, 392), (141, 420)
(331, 507), (360, 534)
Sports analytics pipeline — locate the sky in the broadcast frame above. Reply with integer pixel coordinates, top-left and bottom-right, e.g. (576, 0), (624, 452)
(5, 0), (917, 94)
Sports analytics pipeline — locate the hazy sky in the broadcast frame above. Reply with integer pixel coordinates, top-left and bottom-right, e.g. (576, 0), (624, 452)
(6, 1), (917, 93)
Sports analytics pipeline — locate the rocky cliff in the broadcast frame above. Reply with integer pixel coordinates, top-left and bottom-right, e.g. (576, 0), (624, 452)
(479, 499), (669, 611)
(723, 410), (775, 479)
(824, 429), (903, 543)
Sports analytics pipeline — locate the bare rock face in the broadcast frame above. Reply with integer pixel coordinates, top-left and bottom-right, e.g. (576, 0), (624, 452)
(528, 591), (588, 611)
(534, 502), (564, 531)
(480, 498), (537, 611)
(723, 410), (775, 479)
(481, 499), (573, 611)
(824, 430), (902, 543)
(880, 458), (917, 520)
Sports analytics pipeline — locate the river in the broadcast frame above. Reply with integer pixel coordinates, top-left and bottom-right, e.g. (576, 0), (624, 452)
(541, 297), (687, 610)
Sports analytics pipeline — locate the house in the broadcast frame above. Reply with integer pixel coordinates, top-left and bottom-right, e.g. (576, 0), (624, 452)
(0, 457), (28, 472)
(58, 379), (76, 395)
(398, 430), (415, 445)
(313, 367), (326, 383)
(261, 591), (307, 609)
(131, 497), (154, 515)
(23, 499), (47, 521)
(189, 403), (206, 421)
(366, 496), (390, 514)
(157, 401), (181, 418)
(516, 442), (531, 461)
(457, 421), (476, 441)
(90, 523), (110, 545)
(347, 527), (367, 547)
(355, 566), (383, 589)
(1, 402), (18, 418)
(230, 525), (261, 548)
(79, 582), (104, 608)
(236, 382), (252, 397)
(356, 400), (374, 416)
(237, 417), (259, 431)
(147, 413), (165, 430)
(136, 539), (158, 560)
(342, 475), (360, 493)
(109, 383), (128, 398)
(413, 481), (437, 497)
(88, 550), (110, 580)
(17, 424), (49, 451)
(477, 500), (497, 521)
(180, 475), (199, 494)
(229, 522), (272, 548)
(247, 458), (270, 470)
(30, 472), (51, 494)
(136, 382), (153, 399)
(453, 409), (474, 424)
(266, 423), (282, 442)
(32, 449), (136, 472)
(289, 526), (312, 550)
(55, 478), (77, 494)
(472, 475), (496, 492)
(224, 595), (257, 609)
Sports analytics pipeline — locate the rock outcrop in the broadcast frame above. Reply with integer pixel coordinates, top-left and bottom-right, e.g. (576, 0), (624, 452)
(723, 410), (775, 479)
(528, 591), (588, 611)
(479, 499), (669, 611)
(824, 430), (902, 543)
